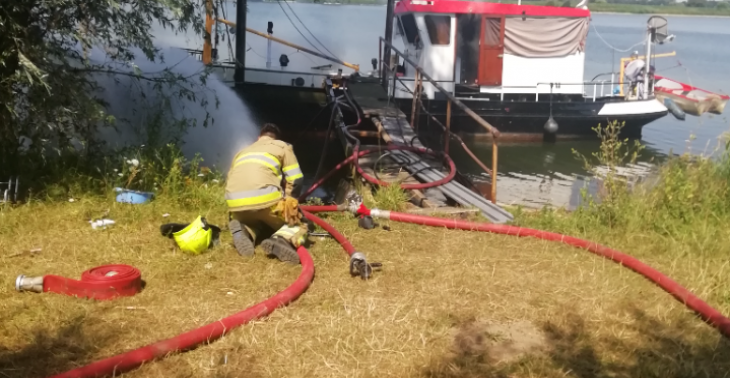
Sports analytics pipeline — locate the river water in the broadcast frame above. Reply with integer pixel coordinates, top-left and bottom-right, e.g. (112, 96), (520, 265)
(155, 3), (730, 208)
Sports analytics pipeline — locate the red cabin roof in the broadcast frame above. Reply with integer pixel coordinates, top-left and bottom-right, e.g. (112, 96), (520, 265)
(394, 0), (591, 18)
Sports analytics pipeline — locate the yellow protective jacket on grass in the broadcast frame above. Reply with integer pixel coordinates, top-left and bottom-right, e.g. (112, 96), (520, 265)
(225, 136), (304, 212)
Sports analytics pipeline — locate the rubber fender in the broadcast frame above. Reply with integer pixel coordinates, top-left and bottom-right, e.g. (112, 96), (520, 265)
(664, 98), (686, 120)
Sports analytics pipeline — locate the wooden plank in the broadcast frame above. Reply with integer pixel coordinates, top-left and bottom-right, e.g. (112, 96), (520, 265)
(405, 207), (480, 216)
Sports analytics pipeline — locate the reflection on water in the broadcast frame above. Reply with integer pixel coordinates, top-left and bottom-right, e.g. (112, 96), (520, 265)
(453, 139), (664, 208)
(150, 4), (730, 208)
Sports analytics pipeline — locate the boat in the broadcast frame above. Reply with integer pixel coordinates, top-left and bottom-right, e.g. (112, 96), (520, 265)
(384, 0), (672, 140)
(196, 0), (725, 141)
(653, 75), (729, 117)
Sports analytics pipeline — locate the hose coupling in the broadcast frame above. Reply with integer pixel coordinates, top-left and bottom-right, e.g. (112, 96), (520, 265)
(15, 275), (44, 293)
(346, 193), (364, 214)
(349, 252), (382, 280)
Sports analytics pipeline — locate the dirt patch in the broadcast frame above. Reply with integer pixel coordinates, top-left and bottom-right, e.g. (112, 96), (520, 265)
(453, 320), (547, 364)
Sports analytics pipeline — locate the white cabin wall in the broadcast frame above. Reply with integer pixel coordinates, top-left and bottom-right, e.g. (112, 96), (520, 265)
(393, 13), (456, 100)
(479, 52), (586, 95)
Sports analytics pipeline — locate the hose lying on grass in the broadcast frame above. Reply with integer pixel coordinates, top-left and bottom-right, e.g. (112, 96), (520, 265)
(45, 163), (730, 377)
(302, 203), (730, 339)
(48, 247), (315, 378)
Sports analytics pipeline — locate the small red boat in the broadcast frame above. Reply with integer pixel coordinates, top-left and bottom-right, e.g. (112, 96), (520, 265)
(654, 75), (729, 117)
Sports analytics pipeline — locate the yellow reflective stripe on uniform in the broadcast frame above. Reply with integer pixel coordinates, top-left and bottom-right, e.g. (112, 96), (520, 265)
(273, 226), (299, 237)
(225, 186), (282, 208)
(282, 164), (303, 182)
(274, 225), (306, 247)
(233, 153), (281, 175)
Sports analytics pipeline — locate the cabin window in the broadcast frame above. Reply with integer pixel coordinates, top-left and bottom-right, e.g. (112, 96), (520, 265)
(424, 15), (451, 45)
(399, 14), (420, 45)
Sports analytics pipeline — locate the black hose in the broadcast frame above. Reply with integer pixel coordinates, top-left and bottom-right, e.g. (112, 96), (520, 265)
(311, 97), (341, 186)
(301, 100), (335, 133)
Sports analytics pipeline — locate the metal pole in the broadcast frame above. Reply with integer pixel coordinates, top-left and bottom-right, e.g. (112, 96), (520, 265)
(491, 140), (498, 203)
(643, 27), (653, 99)
(445, 100), (451, 154)
(410, 71), (420, 129)
(234, 0), (247, 87)
(203, 0), (214, 65)
(266, 36), (272, 68)
(378, 39), (383, 79)
(382, 0), (396, 88)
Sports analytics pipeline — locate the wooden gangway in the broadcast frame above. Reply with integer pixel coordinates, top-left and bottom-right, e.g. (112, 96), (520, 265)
(342, 79), (514, 224)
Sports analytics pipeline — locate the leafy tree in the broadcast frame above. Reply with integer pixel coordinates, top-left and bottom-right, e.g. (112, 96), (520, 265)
(0, 0), (209, 178)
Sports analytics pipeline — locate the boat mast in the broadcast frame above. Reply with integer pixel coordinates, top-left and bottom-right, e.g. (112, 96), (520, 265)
(381, 0), (396, 88)
(234, 0), (248, 87)
(643, 23), (654, 99)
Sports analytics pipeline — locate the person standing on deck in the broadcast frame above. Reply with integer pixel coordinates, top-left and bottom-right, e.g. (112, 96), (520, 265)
(625, 51), (646, 99)
(225, 123), (307, 264)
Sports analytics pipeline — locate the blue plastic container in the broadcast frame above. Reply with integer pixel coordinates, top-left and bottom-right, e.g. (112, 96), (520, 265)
(114, 187), (154, 204)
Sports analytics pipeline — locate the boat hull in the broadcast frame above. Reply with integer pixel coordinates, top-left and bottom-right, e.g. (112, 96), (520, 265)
(396, 97), (668, 141)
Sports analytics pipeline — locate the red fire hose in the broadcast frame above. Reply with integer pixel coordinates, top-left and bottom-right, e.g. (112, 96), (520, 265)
(299, 145), (455, 202)
(34, 149), (730, 377)
(15, 264), (142, 300)
(301, 209), (356, 257)
(304, 204), (730, 339)
(47, 247), (315, 378)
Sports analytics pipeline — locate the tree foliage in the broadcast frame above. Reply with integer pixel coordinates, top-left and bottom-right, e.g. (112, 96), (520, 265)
(0, 0), (208, 177)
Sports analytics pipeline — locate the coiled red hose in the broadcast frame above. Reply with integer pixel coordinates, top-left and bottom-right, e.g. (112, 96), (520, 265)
(299, 145), (455, 202)
(48, 247), (315, 378)
(343, 206), (730, 339)
(44, 264), (142, 300)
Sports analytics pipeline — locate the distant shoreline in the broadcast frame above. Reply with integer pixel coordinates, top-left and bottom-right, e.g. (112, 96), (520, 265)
(289, 1), (730, 18)
(592, 11), (730, 18)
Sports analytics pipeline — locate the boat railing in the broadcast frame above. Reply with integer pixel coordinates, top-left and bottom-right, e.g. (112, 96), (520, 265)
(379, 37), (501, 204)
(454, 80), (641, 102)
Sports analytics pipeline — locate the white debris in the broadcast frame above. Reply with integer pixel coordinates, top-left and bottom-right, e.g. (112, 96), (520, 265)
(68, 198), (75, 203)
(204, 262), (213, 269)
(162, 213), (170, 218)
(90, 219), (116, 230)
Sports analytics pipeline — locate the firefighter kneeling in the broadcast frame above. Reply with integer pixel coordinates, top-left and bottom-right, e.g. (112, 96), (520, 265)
(225, 123), (307, 264)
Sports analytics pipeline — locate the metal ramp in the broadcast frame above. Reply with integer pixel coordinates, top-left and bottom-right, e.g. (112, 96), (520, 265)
(346, 80), (514, 224)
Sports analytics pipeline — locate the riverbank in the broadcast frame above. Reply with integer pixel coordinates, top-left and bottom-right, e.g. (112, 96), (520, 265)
(294, 0), (730, 17)
(587, 2), (730, 16)
(2, 132), (730, 377)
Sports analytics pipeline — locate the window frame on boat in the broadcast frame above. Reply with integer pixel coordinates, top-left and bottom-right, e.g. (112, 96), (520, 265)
(423, 14), (451, 46)
(397, 13), (422, 48)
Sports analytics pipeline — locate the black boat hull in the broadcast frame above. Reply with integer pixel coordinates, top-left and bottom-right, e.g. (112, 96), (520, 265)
(396, 97), (669, 141)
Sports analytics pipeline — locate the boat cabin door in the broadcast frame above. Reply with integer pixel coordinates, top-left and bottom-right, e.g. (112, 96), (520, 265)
(478, 17), (505, 86)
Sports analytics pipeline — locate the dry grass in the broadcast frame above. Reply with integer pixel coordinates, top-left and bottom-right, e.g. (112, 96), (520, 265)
(1, 196), (730, 378)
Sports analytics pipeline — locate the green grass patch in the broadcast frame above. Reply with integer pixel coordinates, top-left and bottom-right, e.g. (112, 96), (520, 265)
(2, 121), (730, 377)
